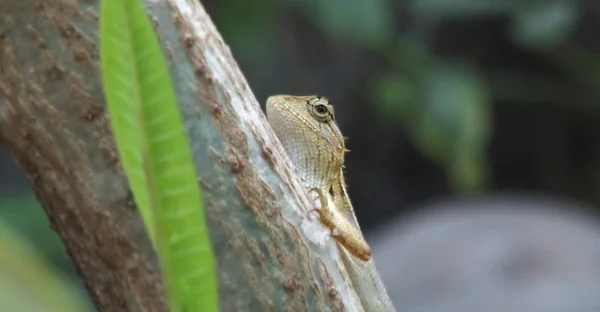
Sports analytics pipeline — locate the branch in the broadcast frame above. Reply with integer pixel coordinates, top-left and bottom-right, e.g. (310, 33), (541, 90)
(0, 0), (382, 311)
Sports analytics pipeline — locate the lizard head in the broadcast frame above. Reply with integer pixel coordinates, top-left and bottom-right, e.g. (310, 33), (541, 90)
(266, 95), (346, 189)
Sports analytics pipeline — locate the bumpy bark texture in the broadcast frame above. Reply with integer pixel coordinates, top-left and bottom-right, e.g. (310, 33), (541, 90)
(0, 0), (372, 311)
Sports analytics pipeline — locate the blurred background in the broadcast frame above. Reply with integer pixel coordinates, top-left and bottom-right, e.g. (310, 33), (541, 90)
(3, 0), (600, 311)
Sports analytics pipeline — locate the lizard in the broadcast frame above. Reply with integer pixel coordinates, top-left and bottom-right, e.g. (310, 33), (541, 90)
(266, 95), (396, 312)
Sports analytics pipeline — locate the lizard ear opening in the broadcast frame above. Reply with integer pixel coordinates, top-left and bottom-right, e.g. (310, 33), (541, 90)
(329, 186), (335, 197)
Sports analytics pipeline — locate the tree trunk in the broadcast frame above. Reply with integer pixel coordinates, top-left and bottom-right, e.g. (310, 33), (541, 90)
(0, 0), (370, 311)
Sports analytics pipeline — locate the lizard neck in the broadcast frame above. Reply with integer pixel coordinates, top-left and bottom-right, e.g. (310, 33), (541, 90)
(331, 169), (362, 229)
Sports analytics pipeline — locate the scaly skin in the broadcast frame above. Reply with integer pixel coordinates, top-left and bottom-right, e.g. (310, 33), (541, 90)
(266, 95), (396, 312)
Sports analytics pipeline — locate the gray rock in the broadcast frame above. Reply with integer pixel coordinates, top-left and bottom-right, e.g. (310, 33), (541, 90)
(370, 194), (600, 312)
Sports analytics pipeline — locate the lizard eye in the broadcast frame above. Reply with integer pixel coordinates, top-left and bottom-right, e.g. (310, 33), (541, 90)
(314, 104), (328, 115)
(308, 97), (333, 121)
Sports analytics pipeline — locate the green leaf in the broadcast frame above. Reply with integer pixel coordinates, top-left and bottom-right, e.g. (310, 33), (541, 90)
(0, 221), (91, 312)
(213, 0), (274, 63)
(0, 196), (78, 275)
(410, 65), (491, 192)
(510, 1), (578, 49)
(298, 0), (394, 48)
(409, 0), (512, 20)
(371, 71), (416, 120)
(99, 0), (219, 311)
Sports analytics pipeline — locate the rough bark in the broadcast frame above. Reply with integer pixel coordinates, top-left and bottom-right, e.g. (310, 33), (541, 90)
(0, 0), (368, 311)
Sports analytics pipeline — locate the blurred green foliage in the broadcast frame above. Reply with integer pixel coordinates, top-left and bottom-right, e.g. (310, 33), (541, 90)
(0, 196), (81, 276)
(379, 64), (491, 191)
(0, 201), (93, 311)
(294, 0), (394, 48)
(212, 0), (583, 192)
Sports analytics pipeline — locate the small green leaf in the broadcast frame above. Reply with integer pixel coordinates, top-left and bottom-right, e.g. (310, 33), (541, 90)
(298, 0), (394, 48)
(213, 0), (274, 63)
(99, 0), (219, 311)
(371, 72), (416, 120)
(409, 0), (511, 20)
(0, 221), (91, 312)
(410, 65), (491, 192)
(0, 196), (76, 274)
(510, 1), (578, 49)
